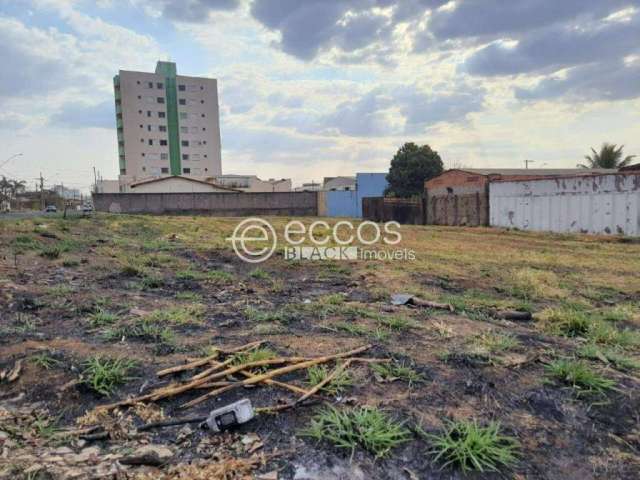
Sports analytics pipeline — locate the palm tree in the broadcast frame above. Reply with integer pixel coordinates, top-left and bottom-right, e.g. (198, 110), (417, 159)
(578, 143), (636, 169)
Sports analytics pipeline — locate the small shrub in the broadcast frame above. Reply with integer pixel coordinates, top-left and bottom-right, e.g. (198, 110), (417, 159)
(62, 259), (80, 268)
(421, 420), (519, 473)
(307, 364), (353, 395)
(545, 359), (615, 396)
(301, 406), (411, 458)
(81, 356), (136, 396)
(11, 235), (41, 251)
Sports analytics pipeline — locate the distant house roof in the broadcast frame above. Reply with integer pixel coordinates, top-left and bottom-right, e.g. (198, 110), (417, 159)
(620, 163), (640, 172)
(457, 168), (618, 176)
(130, 176), (240, 191)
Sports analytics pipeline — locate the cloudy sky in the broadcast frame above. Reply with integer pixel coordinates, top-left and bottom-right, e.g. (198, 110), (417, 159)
(1, 0), (639, 191)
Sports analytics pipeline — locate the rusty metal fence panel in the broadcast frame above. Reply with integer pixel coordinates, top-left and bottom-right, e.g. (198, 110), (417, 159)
(427, 191), (489, 226)
(489, 174), (640, 236)
(362, 197), (425, 225)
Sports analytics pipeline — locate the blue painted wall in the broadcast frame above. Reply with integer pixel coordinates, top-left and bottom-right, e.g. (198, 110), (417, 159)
(325, 172), (388, 218)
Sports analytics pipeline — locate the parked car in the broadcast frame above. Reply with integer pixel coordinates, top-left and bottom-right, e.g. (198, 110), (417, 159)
(82, 204), (93, 213)
(44, 205), (57, 213)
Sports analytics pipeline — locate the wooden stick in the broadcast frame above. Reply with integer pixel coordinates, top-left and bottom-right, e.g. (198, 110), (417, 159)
(293, 360), (353, 406)
(149, 356), (310, 402)
(156, 340), (264, 377)
(180, 344), (371, 409)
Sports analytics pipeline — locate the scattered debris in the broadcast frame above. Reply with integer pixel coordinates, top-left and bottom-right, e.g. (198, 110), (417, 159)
(391, 294), (454, 311)
(0, 359), (22, 383)
(120, 444), (174, 466)
(204, 398), (255, 433)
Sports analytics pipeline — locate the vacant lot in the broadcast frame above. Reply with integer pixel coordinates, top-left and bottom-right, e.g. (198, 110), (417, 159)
(1, 214), (639, 479)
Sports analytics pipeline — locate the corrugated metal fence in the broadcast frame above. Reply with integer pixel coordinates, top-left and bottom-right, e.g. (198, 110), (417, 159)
(490, 174), (640, 236)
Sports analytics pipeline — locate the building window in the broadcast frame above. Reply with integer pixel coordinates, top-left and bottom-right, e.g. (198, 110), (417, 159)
(142, 153), (146, 157)
(203, 140), (207, 145)
(136, 81), (140, 85)
(157, 82), (163, 89)
(202, 127), (206, 131)
(179, 99), (186, 105)
(178, 84), (185, 91)
(205, 168), (208, 172)
(148, 81), (153, 88)
(137, 95), (141, 99)
(148, 139), (153, 145)
(157, 97), (165, 104)
(138, 110), (142, 114)
(192, 154), (200, 161)
(142, 166), (146, 172)
(147, 125), (152, 131)
(180, 126), (188, 134)
(182, 154), (189, 160)
(179, 112), (187, 120)
(161, 153), (168, 160)
(201, 114), (205, 118)
(183, 168), (191, 174)
(139, 124), (143, 128)
(120, 168), (127, 174)
(201, 100), (204, 104)
(181, 140), (189, 147)
(161, 167), (169, 174)
(160, 140), (167, 146)
(140, 138), (144, 143)
(147, 111), (152, 117)
(204, 154), (208, 158)
(190, 127), (198, 134)
(158, 111), (166, 118)
(159, 125), (167, 132)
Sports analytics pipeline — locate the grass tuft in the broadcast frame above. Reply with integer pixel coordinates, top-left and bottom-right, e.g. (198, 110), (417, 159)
(472, 331), (520, 354)
(88, 309), (118, 328)
(307, 364), (353, 395)
(81, 356), (136, 396)
(370, 360), (424, 386)
(30, 352), (61, 370)
(420, 419), (519, 473)
(545, 359), (616, 396)
(301, 406), (411, 458)
(577, 344), (640, 372)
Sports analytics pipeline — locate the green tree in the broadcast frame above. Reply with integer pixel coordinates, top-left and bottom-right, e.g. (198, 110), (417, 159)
(578, 143), (636, 169)
(385, 143), (443, 197)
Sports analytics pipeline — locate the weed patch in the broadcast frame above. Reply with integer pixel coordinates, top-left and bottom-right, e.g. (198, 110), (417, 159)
(301, 406), (411, 458)
(420, 420), (519, 473)
(81, 356), (136, 396)
(370, 361), (424, 385)
(307, 364), (353, 395)
(545, 359), (615, 396)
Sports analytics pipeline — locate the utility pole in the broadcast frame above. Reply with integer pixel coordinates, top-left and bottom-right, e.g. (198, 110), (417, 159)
(525, 159), (535, 169)
(39, 173), (45, 210)
(93, 166), (97, 193)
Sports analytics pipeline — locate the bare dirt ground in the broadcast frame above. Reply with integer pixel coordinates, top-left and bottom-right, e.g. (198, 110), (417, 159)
(1, 213), (639, 479)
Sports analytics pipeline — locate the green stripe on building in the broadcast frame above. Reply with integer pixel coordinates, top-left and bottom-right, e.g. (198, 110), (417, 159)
(156, 62), (181, 176)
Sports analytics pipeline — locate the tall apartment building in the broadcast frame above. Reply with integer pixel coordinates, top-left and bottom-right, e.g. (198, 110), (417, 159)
(114, 61), (222, 187)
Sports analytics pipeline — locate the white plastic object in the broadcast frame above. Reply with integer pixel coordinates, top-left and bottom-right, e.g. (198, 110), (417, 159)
(203, 398), (255, 432)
